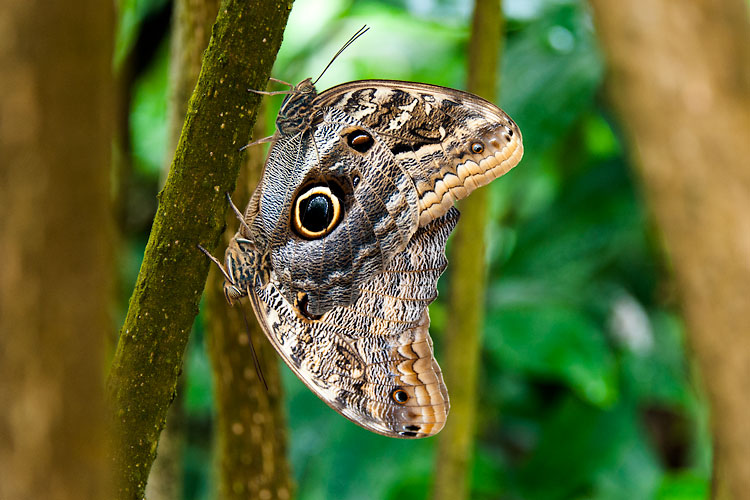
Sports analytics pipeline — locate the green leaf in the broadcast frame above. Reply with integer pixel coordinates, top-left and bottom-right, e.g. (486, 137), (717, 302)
(485, 306), (617, 407)
(129, 36), (169, 178)
(515, 396), (661, 500)
(656, 472), (710, 500)
(621, 311), (691, 406)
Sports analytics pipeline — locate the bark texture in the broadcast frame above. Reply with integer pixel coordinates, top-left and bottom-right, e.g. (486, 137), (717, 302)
(588, 1), (750, 498)
(167, 0), (223, 159)
(204, 109), (294, 498)
(107, 1), (293, 498)
(433, 1), (503, 499)
(0, 0), (114, 499)
(145, 1), (222, 498)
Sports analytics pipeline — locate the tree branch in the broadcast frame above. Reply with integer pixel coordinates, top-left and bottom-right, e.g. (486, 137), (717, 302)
(107, 1), (294, 497)
(433, 1), (503, 499)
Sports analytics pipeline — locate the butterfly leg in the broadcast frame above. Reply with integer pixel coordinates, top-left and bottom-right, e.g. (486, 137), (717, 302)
(268, 77), (293, 88)
(239, 133), (277, 151)
(198, 244), (234, 283)
(225, 192), (253, 234)
(198, 243), (249, 303)
(247, 88), (292, 96)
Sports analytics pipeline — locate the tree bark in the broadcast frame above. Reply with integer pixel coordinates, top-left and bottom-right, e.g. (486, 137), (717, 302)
(433, 1), (503, 499)
(204, 107), (294, 498)
(145, 1), (222, 498)
(588, 1), (750, 498)
(106, 1), (294, 498)
(191, 0), (293, 494)
(0, 0), (114, 498)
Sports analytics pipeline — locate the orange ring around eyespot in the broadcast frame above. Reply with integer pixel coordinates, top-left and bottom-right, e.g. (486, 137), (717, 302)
(292, 185), (342, 239)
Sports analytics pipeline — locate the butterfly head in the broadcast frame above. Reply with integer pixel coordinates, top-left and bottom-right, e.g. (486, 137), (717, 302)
(276, 78), (319, 134)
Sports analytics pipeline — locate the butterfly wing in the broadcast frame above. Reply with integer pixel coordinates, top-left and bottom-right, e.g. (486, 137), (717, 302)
(257, 81), (522, 316)
(314, 80), (524, 225)
(248, 208), (458, 438)
(231, 80), (523, 438)
(257, 106), (420, 316)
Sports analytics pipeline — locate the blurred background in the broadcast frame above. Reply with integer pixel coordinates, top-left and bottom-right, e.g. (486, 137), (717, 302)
(3, 0), (748, 499)
(121, 0), (709, 498)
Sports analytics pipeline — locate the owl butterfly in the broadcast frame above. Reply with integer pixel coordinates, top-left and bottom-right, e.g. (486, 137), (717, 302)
(206, 33), (523, 438)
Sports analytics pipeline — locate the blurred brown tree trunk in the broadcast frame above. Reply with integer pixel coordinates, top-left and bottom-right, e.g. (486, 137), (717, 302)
(204, 106), (294, 499)
(0, 0), (114, 498)
(589, 1), (750, 498)
(433, 1), (503, 499)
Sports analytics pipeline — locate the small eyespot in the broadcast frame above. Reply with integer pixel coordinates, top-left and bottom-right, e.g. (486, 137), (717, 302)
(292, 185), (343, 239)
(352, 175), (360, 188)
(405, 424), (421, 432)
(399, 431), (418, 437)
(471, 141), (484, 154)
(347, 130), (375, 153)
(298, 293), (322, 321)
(391, 388), (409, 404)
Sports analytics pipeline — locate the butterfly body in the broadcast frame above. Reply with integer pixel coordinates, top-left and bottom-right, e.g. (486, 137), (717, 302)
(218, 78), (523, 438)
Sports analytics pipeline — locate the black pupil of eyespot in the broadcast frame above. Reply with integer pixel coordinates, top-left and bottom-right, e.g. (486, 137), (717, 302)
(301, 194), (333, 233)
(348, 131), (374, 153)
(393, 389), (408, 403)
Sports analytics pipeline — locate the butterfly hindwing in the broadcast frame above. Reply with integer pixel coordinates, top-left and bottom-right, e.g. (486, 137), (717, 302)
(249, 208), (458, 438)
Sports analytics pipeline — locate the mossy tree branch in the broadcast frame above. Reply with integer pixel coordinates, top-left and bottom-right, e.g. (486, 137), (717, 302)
(107, 1), (293, 498)
(433, 1), (504, 499)
(144, 0), (222, 497)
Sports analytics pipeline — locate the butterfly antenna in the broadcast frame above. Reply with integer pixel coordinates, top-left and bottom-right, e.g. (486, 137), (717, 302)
(313, 25), (370, 85)
(240, 302), (269, 391)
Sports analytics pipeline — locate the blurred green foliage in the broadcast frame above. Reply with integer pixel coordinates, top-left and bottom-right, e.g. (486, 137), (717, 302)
(120, 0), (712, 498)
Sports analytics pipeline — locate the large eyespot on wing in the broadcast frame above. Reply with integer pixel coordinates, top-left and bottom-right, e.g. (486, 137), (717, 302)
(247, 208), (458, 438)
(291, 184), (344, 239)
(313, 80), (524, 225)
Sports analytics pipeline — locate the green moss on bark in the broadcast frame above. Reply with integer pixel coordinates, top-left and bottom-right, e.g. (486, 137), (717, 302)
(107, 1), (294, 498)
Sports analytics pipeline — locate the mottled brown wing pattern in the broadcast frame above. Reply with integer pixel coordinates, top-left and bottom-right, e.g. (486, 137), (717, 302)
(210, 77), (523, 439)
(314, 80), (524, 225)
(256, 107), (420, 316)
(248, 208), (458, 438)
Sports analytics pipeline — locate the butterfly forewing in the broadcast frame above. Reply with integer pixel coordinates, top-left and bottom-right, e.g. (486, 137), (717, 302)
(314, 80), (524, 225)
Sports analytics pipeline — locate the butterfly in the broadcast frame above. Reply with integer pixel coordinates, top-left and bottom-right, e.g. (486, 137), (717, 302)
(203, 31), (523, 438)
